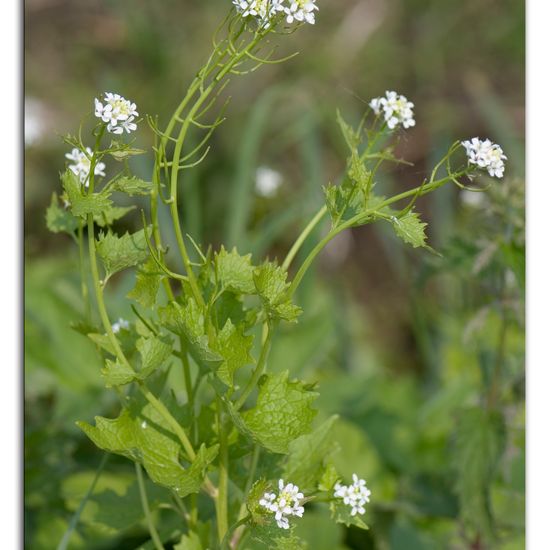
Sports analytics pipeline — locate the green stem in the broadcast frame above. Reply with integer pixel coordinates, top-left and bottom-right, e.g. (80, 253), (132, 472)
(221, 516), (251, 550)
(216, 397), (229, 543)
(282, 205), (327, 271)
(230, 445), (260, 549)
(287, 172), (467, 297)
(57, 454), (108, 550)
(234, 324), (273, 411)
(77, 220), (91, 322)
(136, 463), (165, 550)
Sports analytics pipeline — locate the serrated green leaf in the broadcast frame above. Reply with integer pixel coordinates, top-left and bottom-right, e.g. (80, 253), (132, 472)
(77, 396), (218, 497)
(108, 143), (146, 161)
(247, 478), (273, 523)
(453, 407), (506, 539)
(96, 228), (150, 278)
(253, 263), (302, 322)
(215, 246), (256, 294)
(111, 175), (153, 196)
(159, 300), (223, 371)
(45, 192), (79, 235)
(390, 211), (428, 249)
(93, 205), (136, 227)
(174, 532), (203, 550)
(128, 258), (163, 309)
(87, 332), (116, 355)
(241, 371), (318, 454)
(137, 335), (173, 378)
(101, 359), (135, 387)
(99, 336), (172, 387)
(283, 415), (339, 491)
(61, 169), (113, 218)
(212, 320), (254, 387)
(336, 110), (360, 152)
(329, 499), (369, 530)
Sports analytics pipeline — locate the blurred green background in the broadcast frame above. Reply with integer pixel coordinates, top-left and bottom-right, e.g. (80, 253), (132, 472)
(25, 0), (525, 548)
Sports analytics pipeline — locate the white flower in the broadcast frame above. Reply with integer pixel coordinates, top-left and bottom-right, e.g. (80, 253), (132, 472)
(334, 474), (371, 517)
(112, 318), (130, 334)
(94, 92), (139, 134)
(284, 0), (318, 25)
(255, 166), (283, 197)
(233, 0), (285, 28)
(462, 138), (507, 178)
(65, 147), (106, 187)
(369, 90), (415, 130)
(259, 479), (305, 529)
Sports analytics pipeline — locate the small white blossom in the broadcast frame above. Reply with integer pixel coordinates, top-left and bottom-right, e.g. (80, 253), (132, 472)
(65, 147), (106, 187)
(334, 474), (371, 517)
(94, 92), (139, 134)
(369, 90), (415, 130)
(233, 0), (285, 28)
(255, 166), (283, 197)
(462, 138), (507, 178)
(259, 479), (305, 529)
(112, 318), (130, 334)
(284, 0), (318, 25)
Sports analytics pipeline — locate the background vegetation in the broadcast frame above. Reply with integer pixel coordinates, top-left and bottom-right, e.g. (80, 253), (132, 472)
(25, 0), (525, 548)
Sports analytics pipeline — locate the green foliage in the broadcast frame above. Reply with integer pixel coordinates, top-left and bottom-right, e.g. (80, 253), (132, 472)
(61, 169), (113, 218)
(96, 228), (150, 279)
(215, 246), (256, 294)
(241, 371), (318, 453)
(128, 257), (164, 308)
(174, 531), (203, 550)
(78, 392), (218, 497)
(453, 407), (506, 539)
(45, 192), (79, 235)
(253, 262), (302, 322)
(283, 415), (339, 491)
(212, 319), (254, 386)
(390, 210), (429, 249)
(111, 175), (153, 195)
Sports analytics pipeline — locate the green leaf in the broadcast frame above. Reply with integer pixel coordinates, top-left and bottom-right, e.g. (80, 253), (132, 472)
(45, 192), (79, 235)
(283, 415), (339, 491)
(101, 359), (135, 387)
(77, 395), (218, 497)
(96, 228), (150, 279)
(215, 246), (256, 294)
(108, 141), (146, 161)
(336, 110), (360, 152)
(253, 263), (302, 322)
(100, 335), (172, 387)
(318, 463), (340, 493)
(453, 407), (506, 539)
(246, 478), (273, 523)
(241, 371), (318, 454)
(137, 335), (173, 378)
(111, 175), (153, 196)
(212, 319), (254, 387)
(128, 258), (164, 309)
(329, 499), (369, 530)
(159, 300), (223, 370)
(174, 532), (203, 550)
(61, 169), (113, 218)
(390, 210), (429, 249)
(93, 205), (136, 227)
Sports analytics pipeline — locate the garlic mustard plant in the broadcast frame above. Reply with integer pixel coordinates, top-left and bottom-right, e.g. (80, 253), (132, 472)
(46, 1), (509, 548)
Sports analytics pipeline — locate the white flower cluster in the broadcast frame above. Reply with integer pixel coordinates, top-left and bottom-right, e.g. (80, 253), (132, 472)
(334, 474), (371, 516)
(462, 138), (507, 178)
(369, 90), (416, 130)
(112, 318), (130, 334)
(259, 479), (305, 529)
(233, 0), (318, 27)
(94, 92), (138, 135)
(65, 147), (106, 187)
